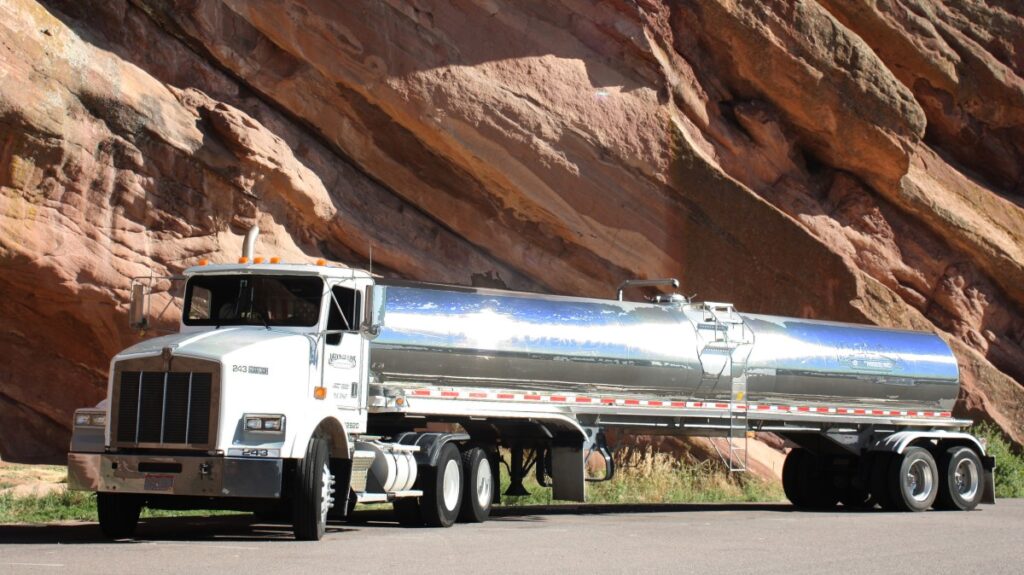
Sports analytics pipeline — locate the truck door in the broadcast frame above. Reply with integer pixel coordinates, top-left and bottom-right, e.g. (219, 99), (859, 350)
(323, 284), (365, 414)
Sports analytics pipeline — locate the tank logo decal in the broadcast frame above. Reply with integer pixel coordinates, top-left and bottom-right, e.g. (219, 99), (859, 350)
(405, 388), (952, 420)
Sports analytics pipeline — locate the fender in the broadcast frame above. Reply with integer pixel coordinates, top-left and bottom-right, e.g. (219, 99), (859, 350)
(286, 415), (351, 459)
(869, 430), (996, 504)
(869, 430), (987, 456)
(394, 432), (471, 467)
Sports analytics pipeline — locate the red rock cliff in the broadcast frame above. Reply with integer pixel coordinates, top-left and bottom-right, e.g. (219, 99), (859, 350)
(1, 0), (1022, 462)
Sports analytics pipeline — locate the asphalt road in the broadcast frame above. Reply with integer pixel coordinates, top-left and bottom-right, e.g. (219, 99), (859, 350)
(1, 500), (1021, 574)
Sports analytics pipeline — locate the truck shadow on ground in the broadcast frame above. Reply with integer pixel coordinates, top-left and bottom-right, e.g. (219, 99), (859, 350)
(0, 502), (889, 544)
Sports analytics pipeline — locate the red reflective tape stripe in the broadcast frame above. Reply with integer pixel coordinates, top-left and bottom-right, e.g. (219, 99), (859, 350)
(888, 410), (901, 416)
(647, 400), (663, 407)
(692, 402), (703, 408)
(757, 405), (771, 410)
(815, 407), (828, 413)
(871, 410), (885, 415)
(601, 398), (616, 404)
(671, 401), (686, 408)
(497, 393), (514, 400)
(797, 406), (810, 412)
(440, 391), (459, 398)
(524, 394), (541, 401)
(853, 409), (866, 415)
(550, 396), (567, 402)
(906, 411), (917, 416)
(412, 389), (431, 396)
(714, 403), (729, 409)
(837, 408), (848, 414)
(575, 396), (592, 403)
(468, 392), (487, 399)
(940, 412), (951, 417)
(624, 399), (640, 406)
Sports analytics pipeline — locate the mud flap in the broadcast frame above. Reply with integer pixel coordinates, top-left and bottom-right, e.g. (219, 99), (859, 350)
(551, 438), (585, 502)
(982, 455), (996, 505)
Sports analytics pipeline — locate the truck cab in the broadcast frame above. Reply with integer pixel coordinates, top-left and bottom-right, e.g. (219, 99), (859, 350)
(68, 259), (387, 539)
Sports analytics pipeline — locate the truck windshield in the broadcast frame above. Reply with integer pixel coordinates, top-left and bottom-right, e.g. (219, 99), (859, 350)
(183, 275), (323, 327)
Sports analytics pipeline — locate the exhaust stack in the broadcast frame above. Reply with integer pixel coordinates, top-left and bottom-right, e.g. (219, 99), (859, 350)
(242, 225), (260, 259)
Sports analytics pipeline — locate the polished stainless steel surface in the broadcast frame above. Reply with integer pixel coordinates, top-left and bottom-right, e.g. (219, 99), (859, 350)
(366, 283), (959, 410)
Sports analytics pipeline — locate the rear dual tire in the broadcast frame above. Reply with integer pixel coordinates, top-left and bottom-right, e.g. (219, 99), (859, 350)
(395, 443), (494, 527)
(934, 447), (983, 511)
(782, 449), (838, 509)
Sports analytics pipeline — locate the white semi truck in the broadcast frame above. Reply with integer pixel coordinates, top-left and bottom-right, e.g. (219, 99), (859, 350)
(68, 228), (994, 540)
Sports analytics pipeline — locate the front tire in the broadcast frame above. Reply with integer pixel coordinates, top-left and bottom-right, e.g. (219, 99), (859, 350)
(292, 437), (333, 540)
(934, 446), (983, 511)
(889, 447), (938, 512)
(97, 493), (142, 539)
(420, 443), (463, 527)
(458, 447), (494, 523)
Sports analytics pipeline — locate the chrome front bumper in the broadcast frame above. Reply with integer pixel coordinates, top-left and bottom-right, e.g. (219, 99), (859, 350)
(67, 453), (283, 499)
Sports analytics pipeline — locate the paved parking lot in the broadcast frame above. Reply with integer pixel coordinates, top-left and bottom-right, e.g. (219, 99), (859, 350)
(2, 500), (1021, 574)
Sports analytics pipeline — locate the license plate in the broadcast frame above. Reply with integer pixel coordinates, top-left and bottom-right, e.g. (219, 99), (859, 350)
(144, 474), (174, 491)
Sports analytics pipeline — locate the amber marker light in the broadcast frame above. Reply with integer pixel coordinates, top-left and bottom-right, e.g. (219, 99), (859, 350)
(270, 257), (281, 264)
(238, 256), (249, 264)
(253, 257), (264, 264)
(198, 259), (209, 266)
(316, 258), (326, 266)
(313, 386), (327, 400)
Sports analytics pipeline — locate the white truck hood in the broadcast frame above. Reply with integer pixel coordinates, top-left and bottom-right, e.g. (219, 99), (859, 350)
(115, 327), (317, 364)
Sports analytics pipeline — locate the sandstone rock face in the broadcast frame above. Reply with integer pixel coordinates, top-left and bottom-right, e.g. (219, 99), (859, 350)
(1, 0), (1022, 462)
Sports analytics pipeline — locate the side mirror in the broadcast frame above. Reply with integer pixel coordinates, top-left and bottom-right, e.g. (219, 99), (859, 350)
(129, 283), (150, 331)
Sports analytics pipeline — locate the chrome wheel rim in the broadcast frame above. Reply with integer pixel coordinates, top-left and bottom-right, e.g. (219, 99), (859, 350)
(476, 459), (493, 509)
(442, 459), (461, 512)
(954, 458), (979, 500)
(906, 459), (934, 503)
(320, 461), (335, 525)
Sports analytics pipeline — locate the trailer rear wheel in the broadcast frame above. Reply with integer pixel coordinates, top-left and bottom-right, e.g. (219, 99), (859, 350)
(934, 446), (983, 511)
(869, 453), (895, 510)
(97, 493), (142, 539)
(782, 449), (809, 508)
(458, 447), (493, 523)
(889, 447), (938, 512)
(292, 437), (333, 540)
(420, 443), (463, 527)
(783, 449), (838, 509)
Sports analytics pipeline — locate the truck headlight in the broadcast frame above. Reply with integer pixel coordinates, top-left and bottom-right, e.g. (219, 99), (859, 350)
(73, 410), (106, 428)
(243, 414), (285, 433)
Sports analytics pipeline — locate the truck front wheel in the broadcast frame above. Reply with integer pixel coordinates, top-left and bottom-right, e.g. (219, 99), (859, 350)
(97, 492), (142, 539)
(292, 437), (334, 540)
(420, 443), (463, 527)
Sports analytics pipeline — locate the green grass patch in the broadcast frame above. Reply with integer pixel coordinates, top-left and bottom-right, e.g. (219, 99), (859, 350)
(0, 489), (239, 524)
(499, 447), (783, 506)
(973, 422), (1024, 499)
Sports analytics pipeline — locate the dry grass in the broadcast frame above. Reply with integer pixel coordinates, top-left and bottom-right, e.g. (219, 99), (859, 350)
(500, 446), (784, 506)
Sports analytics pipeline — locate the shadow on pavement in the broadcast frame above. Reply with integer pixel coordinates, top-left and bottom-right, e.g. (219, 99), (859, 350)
(0, 514), (355, 544)
(1, 502), (871, 543)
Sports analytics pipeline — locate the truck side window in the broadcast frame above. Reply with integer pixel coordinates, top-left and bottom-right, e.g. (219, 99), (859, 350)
(326, 286), (361, 345)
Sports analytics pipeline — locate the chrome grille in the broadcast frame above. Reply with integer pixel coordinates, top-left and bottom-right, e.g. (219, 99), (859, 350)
(115, 370), (213, 446)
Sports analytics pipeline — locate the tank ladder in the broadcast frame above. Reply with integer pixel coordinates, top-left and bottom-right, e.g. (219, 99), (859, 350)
(692, 302), (755, 472)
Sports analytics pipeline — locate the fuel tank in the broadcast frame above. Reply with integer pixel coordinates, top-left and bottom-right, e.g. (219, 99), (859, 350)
(365, 282), (959, 410)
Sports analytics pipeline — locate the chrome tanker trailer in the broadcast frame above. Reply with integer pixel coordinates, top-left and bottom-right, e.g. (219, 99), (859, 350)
(67, 232), (994, 541)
